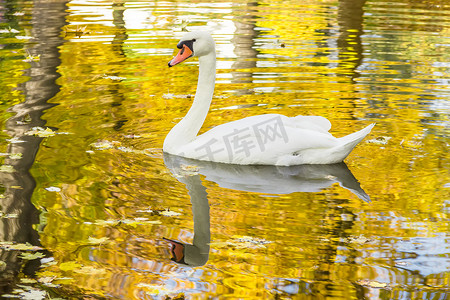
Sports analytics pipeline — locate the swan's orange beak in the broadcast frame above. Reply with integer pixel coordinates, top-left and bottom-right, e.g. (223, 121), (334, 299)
(168, 44), (193, 67)
(163, 237), (185, 263)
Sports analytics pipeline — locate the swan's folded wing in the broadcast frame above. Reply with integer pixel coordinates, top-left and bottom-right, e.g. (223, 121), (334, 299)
(291, 115), (332, 133)
(177, 114), (337, 165)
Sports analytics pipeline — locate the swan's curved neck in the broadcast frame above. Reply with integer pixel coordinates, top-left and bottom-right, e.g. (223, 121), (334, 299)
(164, 52), (216, 153)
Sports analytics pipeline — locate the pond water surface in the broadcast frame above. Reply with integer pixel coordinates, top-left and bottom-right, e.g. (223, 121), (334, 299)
(0, 0), (449, 299)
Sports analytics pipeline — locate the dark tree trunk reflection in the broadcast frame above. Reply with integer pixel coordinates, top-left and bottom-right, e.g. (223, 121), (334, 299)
(0, 0), (68, 292)
(337, 0), (366, 80)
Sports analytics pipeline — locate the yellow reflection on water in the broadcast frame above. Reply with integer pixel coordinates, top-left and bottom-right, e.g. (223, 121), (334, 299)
(0, 0), (443, 298)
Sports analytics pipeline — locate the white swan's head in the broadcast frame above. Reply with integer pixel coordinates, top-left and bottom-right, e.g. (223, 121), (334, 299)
(168, 31), (215, 67)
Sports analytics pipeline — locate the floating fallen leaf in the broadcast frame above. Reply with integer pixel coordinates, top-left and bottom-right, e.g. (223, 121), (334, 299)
(37, 276), (56, 284)
(177, 19), (190, 32)
(0, 165), (15, 173)
(39, 257), (57, 269)
(0, 212), (19, 219)
(16, 113), (32, 125)
(15, 35), (32, 40)
(136, 208), (154, 213)
(40, 257), (54, 264)
(87, 237), (110, 245)
(92, 219), (120, 226)
(179, 164), (200, 176)
(6, 137), (25, 144)
(137, 283), (172, 295)
(400, 139), (423, 148)
(63, 25), (90, 37)
(163, 93), (193, 99)
(17, 288), (47, 300)
(357, 279), (388, 288)
(117, 146), (139, 153)
(210, 236), (273, 249)
(366, 136), (391, 145)
(40, 260), (57, 268)
(42, 282), (60, 288)
(25, 127), (55, 137)
(23, 51), (40, 62)
(102, 74), (126, 81)
(59, 261), (82, 272)
(233, 236), (272, 246)
(121, 218), (162, 227)
(123, 134), (141, 139)
(347, 235), (373, 244)
(0, 27), (20, 33)
(20, 278), (37, 284)
(89, 140), (160, 158)
(8, 153), (22, 160)
(45, 186), (61, 192)
(1, 294), (21, 298)
(73, 265), (106, 275)
(143, 148), (163, 158)
(90, 140), (120, 150)
(0, 242), (43, 251)
(19, 252), (45, 260)
(160, 209), (182, 217)
(53, 277), (74, 283)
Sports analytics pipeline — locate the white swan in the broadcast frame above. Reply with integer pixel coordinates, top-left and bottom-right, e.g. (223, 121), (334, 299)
(164, 31), (374, 166)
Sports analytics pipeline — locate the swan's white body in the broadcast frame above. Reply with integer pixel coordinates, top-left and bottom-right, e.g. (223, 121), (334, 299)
(164, 31), (374, 166)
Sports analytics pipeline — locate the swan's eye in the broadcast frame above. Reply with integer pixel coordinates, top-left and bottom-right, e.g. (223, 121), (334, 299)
(192, 39), (196, 42)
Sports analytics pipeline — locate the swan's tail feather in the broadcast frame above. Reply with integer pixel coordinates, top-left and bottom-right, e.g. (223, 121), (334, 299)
(332, 123), (375, 162)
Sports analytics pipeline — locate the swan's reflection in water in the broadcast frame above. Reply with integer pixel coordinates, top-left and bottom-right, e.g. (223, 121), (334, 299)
(162, 153), (370, 266)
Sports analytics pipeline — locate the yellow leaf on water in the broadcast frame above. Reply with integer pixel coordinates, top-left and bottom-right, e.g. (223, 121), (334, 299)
(93, 219), (120, 226)
(210, 236), (273, 250)
(25, 127), (56, 137)
(137, 283), (171, 295)
(90, 140), (120, 150)
(73, 266), (106, 275)
(59, 261), (82, 272)
(87, 237), (110, 244)
(176, 164), (200, 176)
(0, 242), (43, 251)
(38, 276), (56, 284)
(102, 74), (126, 81)
(20, 278), (37, 284)
(357, 279), (388, 288)
(368, 281), (388, 288)
(121, 218), (162, 226)
(0, 212), (19, 219)
(9, 153), (22, 160)
(19, 252), (45, 260)
(54, 277), (74, 283)
(347, 235), (373, 244)
(366, 136), (391, 145)
(160, 209), (182, 217)
(0, 165), (15, 173)
(2, 294), (21, 298)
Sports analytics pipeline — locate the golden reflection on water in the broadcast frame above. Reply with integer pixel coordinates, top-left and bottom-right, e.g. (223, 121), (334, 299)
(0, 0), (449, 299)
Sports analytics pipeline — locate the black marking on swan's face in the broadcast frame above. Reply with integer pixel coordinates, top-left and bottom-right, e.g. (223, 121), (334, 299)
(177, 39), (196, 53)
